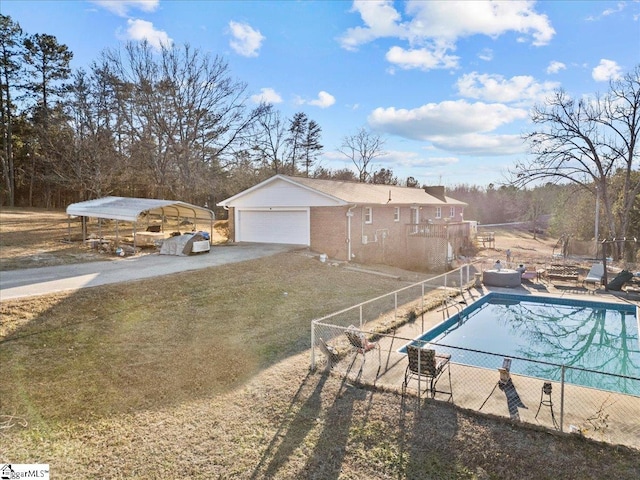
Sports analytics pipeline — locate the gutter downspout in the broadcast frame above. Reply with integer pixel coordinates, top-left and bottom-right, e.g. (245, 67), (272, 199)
(347, 204), (357, 262)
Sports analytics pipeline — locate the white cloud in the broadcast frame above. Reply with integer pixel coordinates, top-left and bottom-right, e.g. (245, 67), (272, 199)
(592, 59), (623, 82)
(382, 150), (459, 168)
(367, 100), (527, 156)
(602, 2), (626, 17)
(339, 0), (555, 71)
(478, 48), (493, 62)
(92, 0), (159, 17)
(338, 0), (405, 51)
(587, 1), (628, 20)
(228, 21), (265, 57)
(456, 72), (559, 105)
(385, 45), (459, 71)
(251, 88), (282, 105)
(304, 91), (336, 108)
(120, 19), (172, 50)
(369, 100), (527, 139)
(546, 61), (566, 74)
(404, 1), (555, 46)
(426, 133), (526, 155)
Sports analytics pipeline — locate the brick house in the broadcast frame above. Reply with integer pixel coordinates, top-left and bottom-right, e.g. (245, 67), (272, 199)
(217, 174), (471, 271)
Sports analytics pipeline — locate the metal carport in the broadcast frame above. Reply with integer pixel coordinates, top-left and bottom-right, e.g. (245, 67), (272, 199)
(66, 196), (215, 249)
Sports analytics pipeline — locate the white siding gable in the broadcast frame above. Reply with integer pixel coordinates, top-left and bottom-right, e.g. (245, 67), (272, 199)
(226, 178), (344, 208)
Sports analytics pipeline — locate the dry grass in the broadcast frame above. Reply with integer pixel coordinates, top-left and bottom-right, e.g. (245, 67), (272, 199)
(0, 207), (228, 270)
(1, 209), (639, 479)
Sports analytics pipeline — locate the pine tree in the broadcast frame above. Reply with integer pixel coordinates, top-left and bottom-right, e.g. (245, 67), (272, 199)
(0, 14), (25, 206)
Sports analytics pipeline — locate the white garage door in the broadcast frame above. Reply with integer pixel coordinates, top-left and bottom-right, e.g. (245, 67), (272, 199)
(237, 209), (309, 245)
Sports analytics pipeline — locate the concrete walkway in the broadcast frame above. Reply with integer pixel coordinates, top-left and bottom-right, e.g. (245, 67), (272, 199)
(0, 243), (297, 301)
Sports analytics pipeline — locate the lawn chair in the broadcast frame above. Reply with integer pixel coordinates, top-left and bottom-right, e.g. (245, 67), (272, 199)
(583, 262), (605, 289)
(345, 325), (381, 373)
(402, 345), (452, 400)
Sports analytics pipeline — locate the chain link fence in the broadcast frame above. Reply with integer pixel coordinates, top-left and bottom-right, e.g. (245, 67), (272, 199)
(310, 264), (640, 451)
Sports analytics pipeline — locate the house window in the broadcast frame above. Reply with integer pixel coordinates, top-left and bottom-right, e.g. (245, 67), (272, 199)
(364, 207), (373, 224)
(450, 207), (455, 218)
(435, 207), (442, 219)
(394, 207), (400, 222)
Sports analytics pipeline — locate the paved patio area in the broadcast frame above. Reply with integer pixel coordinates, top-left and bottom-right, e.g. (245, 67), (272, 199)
(318, 281), (640, 450)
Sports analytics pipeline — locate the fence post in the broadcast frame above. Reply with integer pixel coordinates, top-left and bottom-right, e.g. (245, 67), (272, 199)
(310, 320), (316, 371)
(359, 305), (363, 328)
(560, 365), (565, 432)
(417, 346), (422, 402)
(421, 283), (425, 332)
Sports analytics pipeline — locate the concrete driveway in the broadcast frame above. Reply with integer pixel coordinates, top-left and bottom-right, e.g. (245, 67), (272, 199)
(0, 243), (297, 301)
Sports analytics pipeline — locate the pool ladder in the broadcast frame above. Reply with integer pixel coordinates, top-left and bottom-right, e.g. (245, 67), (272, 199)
(439, 293), (467, 320)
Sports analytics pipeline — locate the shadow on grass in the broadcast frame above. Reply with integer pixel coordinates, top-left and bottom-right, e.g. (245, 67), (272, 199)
(301, 371), (368, 478)
(248, 369), (367, 480)
(403, 396), (462, 478)
(249, 371), (324, 479)
(0, 254), (403, 426)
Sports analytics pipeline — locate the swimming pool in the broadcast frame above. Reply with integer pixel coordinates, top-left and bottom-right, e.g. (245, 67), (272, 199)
(404, 293), (640, 396)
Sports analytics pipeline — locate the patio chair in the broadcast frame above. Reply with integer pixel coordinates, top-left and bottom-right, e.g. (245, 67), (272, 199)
(583, 262), (605, 289)
(402, 345), (452, 399)
(345, 325), (381, 371)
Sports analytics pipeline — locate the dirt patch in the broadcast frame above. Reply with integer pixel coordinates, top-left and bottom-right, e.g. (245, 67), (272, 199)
(0, 208), (228, 271)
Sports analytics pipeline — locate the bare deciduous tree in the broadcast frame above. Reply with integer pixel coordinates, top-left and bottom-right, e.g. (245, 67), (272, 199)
(100, 41), (267, 203)
(510, 65), (640, 257)
(252, 106), (289, 174)
(338, 127), (385, 183)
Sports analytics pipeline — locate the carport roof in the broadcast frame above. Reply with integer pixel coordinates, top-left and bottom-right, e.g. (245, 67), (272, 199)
(66, 196), (215, 223)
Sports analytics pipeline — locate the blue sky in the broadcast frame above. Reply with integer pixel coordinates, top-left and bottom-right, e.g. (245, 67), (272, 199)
(3, 0), (639, 187)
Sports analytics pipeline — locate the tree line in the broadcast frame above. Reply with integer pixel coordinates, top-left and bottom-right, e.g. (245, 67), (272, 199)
(1, 15), (638, 258)
(1, 15), (400, 210)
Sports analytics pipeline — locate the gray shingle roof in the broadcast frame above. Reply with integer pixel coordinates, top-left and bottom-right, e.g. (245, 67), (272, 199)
(281, 175), (466, 206)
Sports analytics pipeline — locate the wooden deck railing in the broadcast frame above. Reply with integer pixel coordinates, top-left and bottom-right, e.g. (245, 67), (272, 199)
(406, 222), (469, 238)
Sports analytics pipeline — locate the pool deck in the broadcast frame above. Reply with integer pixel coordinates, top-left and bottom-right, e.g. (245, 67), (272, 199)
(327, 281), (640, 450)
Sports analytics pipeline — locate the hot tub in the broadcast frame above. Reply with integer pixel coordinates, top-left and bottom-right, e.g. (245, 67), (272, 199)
(482, 269), (521, 288)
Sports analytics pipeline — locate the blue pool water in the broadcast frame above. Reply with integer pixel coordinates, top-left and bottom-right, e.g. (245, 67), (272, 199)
(405, 293), (639, 396)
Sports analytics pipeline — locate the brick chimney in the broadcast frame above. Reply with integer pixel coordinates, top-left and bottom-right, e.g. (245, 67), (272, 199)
(424, 186), (446, 201)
